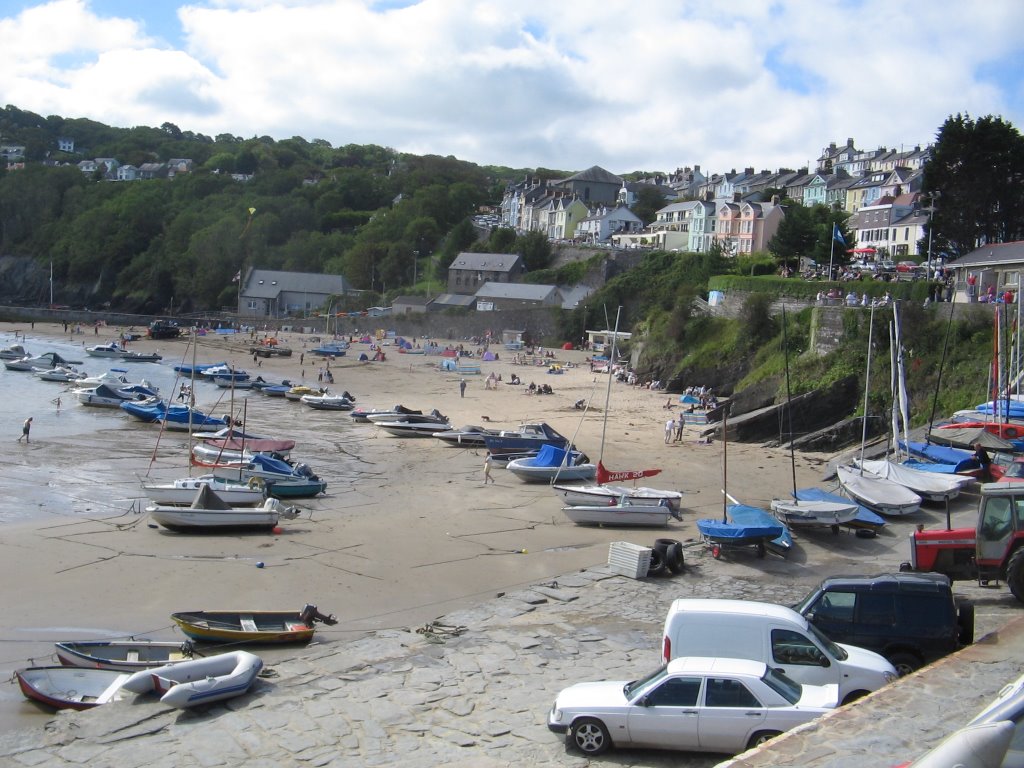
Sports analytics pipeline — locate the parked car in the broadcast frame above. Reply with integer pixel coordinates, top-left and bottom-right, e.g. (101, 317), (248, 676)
(661, 598), (896, 703)
(896, 261), (921, 273)
(792, 572), (973, 676)
(964, 671), (1024, 767)
(547, 656), (838, 756)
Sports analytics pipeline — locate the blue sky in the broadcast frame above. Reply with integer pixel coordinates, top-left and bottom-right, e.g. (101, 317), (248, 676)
(1, 0), (1022, 173)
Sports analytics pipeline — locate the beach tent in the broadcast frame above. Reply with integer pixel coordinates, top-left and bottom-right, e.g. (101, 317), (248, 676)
(440, 359), (457, 371)
(482, 351), (497, 361)
(562, 342), (573, 350)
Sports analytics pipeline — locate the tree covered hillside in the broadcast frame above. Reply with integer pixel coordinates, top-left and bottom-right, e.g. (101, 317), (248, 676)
(0, 106), (524, 313)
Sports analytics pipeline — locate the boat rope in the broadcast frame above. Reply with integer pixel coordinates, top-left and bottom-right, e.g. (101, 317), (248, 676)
(415, 622), (467, 642)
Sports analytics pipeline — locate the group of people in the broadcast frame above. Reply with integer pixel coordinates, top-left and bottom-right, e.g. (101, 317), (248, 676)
(664, 414), (686, 443)
(526, 382), (554, 395)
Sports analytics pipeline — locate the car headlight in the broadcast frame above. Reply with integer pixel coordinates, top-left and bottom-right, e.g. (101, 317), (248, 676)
(884, 671), (898, 684)
(551, 704), (563, 722)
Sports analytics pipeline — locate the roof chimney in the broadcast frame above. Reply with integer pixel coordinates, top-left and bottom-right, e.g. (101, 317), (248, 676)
(733, 192), (741, 203)
(745, 167), (754, 175)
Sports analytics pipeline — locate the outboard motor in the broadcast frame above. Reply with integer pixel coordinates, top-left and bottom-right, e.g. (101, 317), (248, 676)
(299, 604), (338, 626)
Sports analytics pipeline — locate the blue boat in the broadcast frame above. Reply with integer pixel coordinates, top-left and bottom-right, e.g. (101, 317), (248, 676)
(120, 399), (173, 423)
(696, 504), (791, 559)
(158, 408), (229, 431)
(794, 487), (886, 530)
(214, 454), (327, 499)
(261, 385), (291, 397)
(311, 343), (348, 357)
(975, 400), (1024, 419)
(173, 362), (226, 376)
(901, 441), (979, 473)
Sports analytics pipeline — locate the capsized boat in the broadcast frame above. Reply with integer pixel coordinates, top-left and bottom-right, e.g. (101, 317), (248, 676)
(55, 639), (196, 671)
(851, 458), (973, 502)
(121, 650), (263, 709)
(836, 465), (922, 516)
(561, 495), (680, 527)
(506, 444), (596, 483)
(16, 666), (129, 710)
(147, 484), (298, 531)
(170, 604), (337, 644)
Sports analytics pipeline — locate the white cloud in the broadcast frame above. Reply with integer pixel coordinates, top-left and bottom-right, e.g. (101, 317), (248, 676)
(1, 0), (1022, 173)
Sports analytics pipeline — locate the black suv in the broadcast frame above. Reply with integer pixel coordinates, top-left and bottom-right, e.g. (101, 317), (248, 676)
(792, 572), (974, 676)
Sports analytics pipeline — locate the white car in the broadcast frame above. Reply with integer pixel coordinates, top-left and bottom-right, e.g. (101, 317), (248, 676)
(547, 656), (838, 756)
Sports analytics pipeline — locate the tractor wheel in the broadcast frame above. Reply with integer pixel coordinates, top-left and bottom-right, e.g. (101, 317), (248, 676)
(1007, 547), (1024, 604)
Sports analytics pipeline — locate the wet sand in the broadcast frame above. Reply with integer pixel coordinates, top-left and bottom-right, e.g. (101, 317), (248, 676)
(0, 321), (975, 731)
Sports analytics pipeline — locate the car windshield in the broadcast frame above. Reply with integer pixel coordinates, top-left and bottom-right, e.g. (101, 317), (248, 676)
(807, 622), (847, 660)
(791, 590), (819, 616)
(761, 667), (802, 705)
(624, 665), (668, 698)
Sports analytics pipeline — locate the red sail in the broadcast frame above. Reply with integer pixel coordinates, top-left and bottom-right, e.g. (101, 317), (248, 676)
(596, 461), (662, 484)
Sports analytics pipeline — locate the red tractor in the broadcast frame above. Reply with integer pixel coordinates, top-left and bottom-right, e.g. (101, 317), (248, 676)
(903, 484), (1024, 603)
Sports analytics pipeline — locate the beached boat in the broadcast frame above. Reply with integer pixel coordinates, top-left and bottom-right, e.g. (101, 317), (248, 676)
(769, 497), (860, 528)
(793, 487), (886, 530)
(506, 444), (596, 483)
(174, 362), (226, 377)
(147, 484), (297, 531)
(300, 393), (355, 411)
(16, 666), (129, 710)
(482, 422), (572, 457)
(284, 385), (323, 401)
(561, 495), (680, 527)
(553, 482), (683, 512)
(374, 409), (451, 437)
(119, 350), (162, 363)
(86, 342), (129, 358)
(159, 407), (229, 431)
(74, 382), (160, 407)
(4, 351), (83, 372)
(901, 441), (980, 473)
(199, 436), (296, 458)
(211, 454), (328, 498)
(836, 465), (922, 516)
(55, 639), (196, 671)
(142, 474), (266, 506)
(433, 425), (500, 447)
(311, 342), (349, 357)
(0, 342), (28, 360)
(121, 650), (263, 709)
(696, 505), (790, 559)
(851, 458), (973, 503)
(170, 604), (337, 644)
(34, 365), (86, 383)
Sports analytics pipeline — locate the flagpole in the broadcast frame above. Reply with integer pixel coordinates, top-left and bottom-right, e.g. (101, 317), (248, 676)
(828, 234), (836, 281)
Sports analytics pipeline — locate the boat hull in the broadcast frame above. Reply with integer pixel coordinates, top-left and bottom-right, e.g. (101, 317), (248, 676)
(561, 505), (674, 527)
(16, 667), (129, 710)
(553, 484), (683, 512)
(837, 466), (923, 516)
(55, 640), (194, 671)
(170, 611), (321, 644)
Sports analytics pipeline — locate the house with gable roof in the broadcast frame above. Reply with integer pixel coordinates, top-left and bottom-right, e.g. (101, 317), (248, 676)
(238, 268), (355, 317)
(576, 204), (643, 244)
(546, 195), (590, 240)
(447, 252), (526, 295)
(474, 282), (562, 310)
(554, 165), (622, 204)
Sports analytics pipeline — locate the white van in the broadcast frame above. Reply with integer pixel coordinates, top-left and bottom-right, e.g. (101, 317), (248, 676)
(662, 599), (897, 704)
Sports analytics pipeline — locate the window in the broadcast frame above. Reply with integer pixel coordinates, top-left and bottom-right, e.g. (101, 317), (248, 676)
(771, 629), (828, 666)
(981, 497), (1013, 541)
(857, 593), (895, 626)
(705, 678), (761, 708)
(646, 677), (701, 707)
(812, 591), (856, 623)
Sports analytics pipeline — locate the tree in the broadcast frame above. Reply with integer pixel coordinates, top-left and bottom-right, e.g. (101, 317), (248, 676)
(630, 186), (669, 227)
(514, 230), (553, 271)
(923, 114), (1024, 257)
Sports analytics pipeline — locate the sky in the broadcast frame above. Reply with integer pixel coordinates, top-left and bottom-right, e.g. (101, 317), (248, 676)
(1, 0), (1023, 175)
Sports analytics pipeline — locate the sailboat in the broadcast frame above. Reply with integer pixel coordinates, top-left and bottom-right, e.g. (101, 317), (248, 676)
(696, 408), (792, 558)
(770, 306), (860, 530)
(555, 307), (680, 527)
(836, 302), (923, 516)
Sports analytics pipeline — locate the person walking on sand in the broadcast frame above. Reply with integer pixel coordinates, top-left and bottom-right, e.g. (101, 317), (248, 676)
(674, 415), (685, 442)
(664, 417), (674, 444)
(18, 417), (32, 443)
(460, 378), (467, 398)
(484, 454), (495, 484)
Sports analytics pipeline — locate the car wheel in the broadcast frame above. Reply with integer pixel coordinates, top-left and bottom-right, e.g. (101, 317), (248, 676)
(888, 652), (921, 677)
(747, 730), (782, 750)
(842, 690), (869, 705)
(957, 601), (975, 646)
(569, 717), (611, 755)
(1007, 548), (1024, 604)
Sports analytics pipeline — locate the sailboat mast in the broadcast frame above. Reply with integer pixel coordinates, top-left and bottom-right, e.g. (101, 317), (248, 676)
(781, 307), (798, 498)
(858, 304), (876, 469)
(599, 306), (622, 464)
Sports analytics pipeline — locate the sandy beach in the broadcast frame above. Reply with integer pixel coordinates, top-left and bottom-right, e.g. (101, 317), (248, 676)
(0, 320), (976, 733)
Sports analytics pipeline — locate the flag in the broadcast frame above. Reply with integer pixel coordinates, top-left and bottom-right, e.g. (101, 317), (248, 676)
(232, 270), (241, 283)
(832, 223), (847, 247)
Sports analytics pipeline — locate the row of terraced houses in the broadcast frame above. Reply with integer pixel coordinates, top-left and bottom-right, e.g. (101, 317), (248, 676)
(498, 138), (934, 259)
